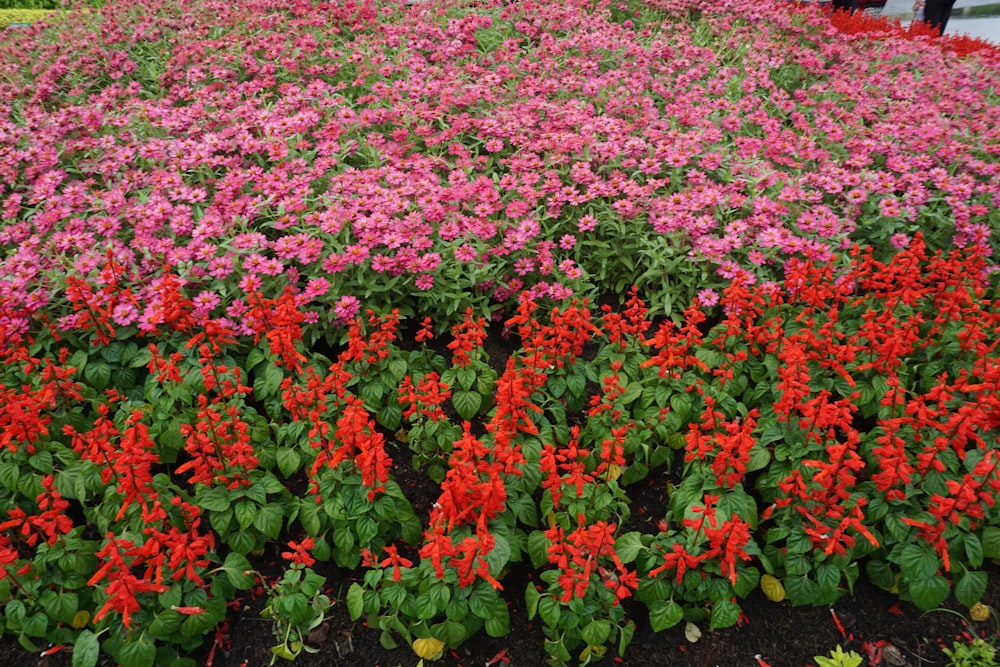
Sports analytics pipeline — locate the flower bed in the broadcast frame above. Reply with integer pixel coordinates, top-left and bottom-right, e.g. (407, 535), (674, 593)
(1, 0), (999, 665)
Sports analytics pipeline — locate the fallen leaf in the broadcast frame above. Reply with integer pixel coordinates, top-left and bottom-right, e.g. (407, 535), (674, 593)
(413, 636), (446, 660)
(881, 643), (908, 666)
(307, 622), (329, 645)
(684, 622), (702, 643)
(969, 602), (992, 622)
(760, 574), (786, 603)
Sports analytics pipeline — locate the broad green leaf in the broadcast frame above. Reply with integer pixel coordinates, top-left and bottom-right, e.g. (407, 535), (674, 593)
(346, 583), (365, 620)
(897, 544), (939, 580)
(709, 599), (741, 630)
(484, 600), (510, 637)
(615, 532), (643, 564)
(252, 503), (284, 539)
(581, 619), (611, 646)
(72, 630), (100, 667)
(197, 486), (231, 513)
(276, 447), (301, 477)
(954, 571), (987, 609)
(908, 575), (950, 611)
(525, 583), (541, 619)
(648, 599), (683, 632)
(117, 636), (156, 667)
(538, 596), (561, 628)
(84, 361), (111, 391)
(220, 552), (255, 589)
(784, 575), (819, 606)
(234, 500), (259, 529)
(451, 390), (482, 421)
(981, 527), (1000, 559)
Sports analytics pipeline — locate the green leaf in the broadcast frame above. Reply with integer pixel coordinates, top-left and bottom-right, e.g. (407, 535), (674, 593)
(245, 347), (266, 372)
(964, 533), (984, 569)
(619, 620), (636, 655)
(747, 445), (771, 473)
(228, 530), (258, 554)
(197, 486), (231, 513)
(117, 636), (156, 667)
(710, 599), (741, 630)
(469, 582), (497, 619)
(897, 544), (939, 580)
(0, 461), (19, 491)
(525, 584), (541, 619)
(538, 596), (561, 628)
(621, 382), (643, 405)
(866, 560), (896, 591)
(733, 566), (760, 599)
(346, 583), (365, 620)
(784, 575), (819, 606)
(615, 532), (643, 564)
(253, 503), (284, 539)
(84, 361), (111, 391)
(566, 368), (586, 397)
(981, 527), (1000, 559)
(276, 447), (301, 477)
(377, 404), (402, 431)
(72, 630), (100, 667)
(48, 592), (77, 625)
(581, 619), (611, 647)
(648, 599), (683, 632)
(954, 571), (987, 609)
(486, 534), (511, 574)
(527, 530), (549, 569)
(129, 345), (152, 368)
(298, 499), (320, 536)
(261, 363), (283, 398)
(908, 575), (950, 611)
(221, 552), (255, 589)
(234, 500), (259, 529)
(147, 610), (183, 637)
(484, 600), (509, 637)
(451, 390), (482, 421)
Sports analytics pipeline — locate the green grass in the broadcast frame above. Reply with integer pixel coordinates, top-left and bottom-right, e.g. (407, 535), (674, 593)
(0, 0), (101, 8)
(0, 7), (55, 25)
(964, 3), (1000, 17)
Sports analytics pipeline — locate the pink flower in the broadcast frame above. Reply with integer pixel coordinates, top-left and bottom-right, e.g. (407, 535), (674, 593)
(334, 295), (360, 322)
(111, 303), (138, 326)
(696, 289), (720, 307)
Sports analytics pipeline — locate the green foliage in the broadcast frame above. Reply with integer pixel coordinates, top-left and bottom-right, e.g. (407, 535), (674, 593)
(0, 8), (52, 25)
(814, 645), (864, 667)
(260, 558), (332, 663)
(943, 638), (997, 667)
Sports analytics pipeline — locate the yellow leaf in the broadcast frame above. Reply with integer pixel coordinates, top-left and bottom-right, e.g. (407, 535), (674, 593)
(684, 621), (702, 643)
(70, 610), (91, 629)
(412, 636), (445, 660)
(607, 464), (622, 481)
(970, 602), (992, 622)
(760, 574), (786, 603)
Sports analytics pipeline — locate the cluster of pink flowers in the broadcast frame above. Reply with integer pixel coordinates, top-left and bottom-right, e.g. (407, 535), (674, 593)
(0, 0), (997, 336)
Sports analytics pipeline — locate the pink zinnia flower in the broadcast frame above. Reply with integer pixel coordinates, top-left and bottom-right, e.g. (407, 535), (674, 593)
(334, 295), (360, 322)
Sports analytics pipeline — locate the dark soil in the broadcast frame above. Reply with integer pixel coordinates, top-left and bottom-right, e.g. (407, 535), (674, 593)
(9, 558), (1000, 667)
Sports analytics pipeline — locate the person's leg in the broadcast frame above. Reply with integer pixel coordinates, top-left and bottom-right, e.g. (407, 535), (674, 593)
(831, 0), (852, 10)
(937, 0), (957, 34)
(923, 0), (957, 35)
